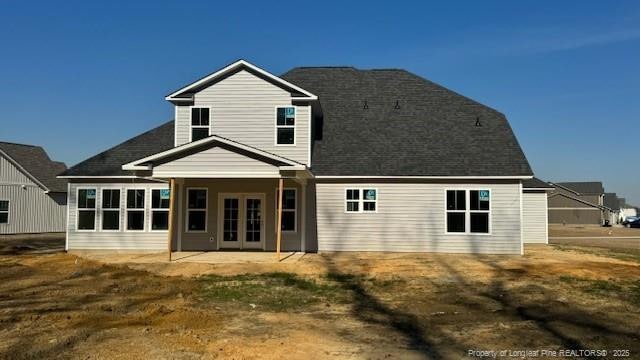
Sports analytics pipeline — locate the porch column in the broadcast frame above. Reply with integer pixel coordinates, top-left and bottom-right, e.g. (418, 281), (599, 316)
(168, 178), (176, 262)
(276, 178), (284, 261)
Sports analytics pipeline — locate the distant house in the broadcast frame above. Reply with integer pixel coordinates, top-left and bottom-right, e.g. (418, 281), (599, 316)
(0, 142), (67, 234)
(603, 193), (621, 224)
(522, 178), (553, 244)
(548, 182), (609, 225)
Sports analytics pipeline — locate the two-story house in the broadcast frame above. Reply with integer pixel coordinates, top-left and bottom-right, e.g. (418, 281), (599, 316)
(59, 60), (537, 254)
(548, 181), (609, 225)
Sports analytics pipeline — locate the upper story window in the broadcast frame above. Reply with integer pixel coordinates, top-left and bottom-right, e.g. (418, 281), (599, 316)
(446, 189), (491, 234)
(276, 107), (295, 145)
(191, 107), (210, 142)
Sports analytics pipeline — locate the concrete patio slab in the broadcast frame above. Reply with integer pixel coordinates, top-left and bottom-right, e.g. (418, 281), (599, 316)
(72, 251), (304, 264)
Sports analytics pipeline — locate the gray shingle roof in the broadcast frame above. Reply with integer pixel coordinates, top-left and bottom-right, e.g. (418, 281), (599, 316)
(603, 193), (620, 210)
(64, 66), (533, 178)
(281, 67), (532, 176)
(60, 121), (174, 177)
(522, 177), (553, 189)
(556, 182), (604, 195)
(0, 142), (68, 192)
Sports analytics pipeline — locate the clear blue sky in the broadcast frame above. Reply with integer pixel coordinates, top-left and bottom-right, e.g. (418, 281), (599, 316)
(1, 1), (638, 204)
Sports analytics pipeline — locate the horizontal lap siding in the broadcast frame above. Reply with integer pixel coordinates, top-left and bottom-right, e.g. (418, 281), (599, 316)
(175, 106), (191, 145)
(153, 147), (280, 178)
(315, 182), (521, 254)
(522, 192), (548, 244)
(67, 183), (169, 250)
(175, 70), (310, 165)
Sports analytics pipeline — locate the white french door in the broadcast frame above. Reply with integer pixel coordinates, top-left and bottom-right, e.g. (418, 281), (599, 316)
(218, 193), (265, 250)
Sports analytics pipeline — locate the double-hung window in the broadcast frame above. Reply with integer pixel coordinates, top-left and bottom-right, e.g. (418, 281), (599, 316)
(77, 189), (97, 230)
(187, 188), (207, 232)
(0, 200), (9, 224)
(345, 189), (377, 213)
(445, 189), (490, 234)
(101, 189), (120, 231)
(191, 107), (210, 142)
(276, 107), (295, 145)
(151, 189), (170, 231)
(276, 188), (296, 232)
(126, 189), (145, 231)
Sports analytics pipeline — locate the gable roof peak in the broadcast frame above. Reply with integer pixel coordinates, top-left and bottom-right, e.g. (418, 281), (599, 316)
(165, 59), (317, 102)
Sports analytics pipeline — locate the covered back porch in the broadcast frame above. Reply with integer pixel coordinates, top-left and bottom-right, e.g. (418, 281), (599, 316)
(166, 177), (311, 254)
(121, 134), (315, 257)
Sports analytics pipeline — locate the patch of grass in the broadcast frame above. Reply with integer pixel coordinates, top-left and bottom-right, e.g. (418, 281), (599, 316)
(630, 280), (640, 306)
(583, 280), (622, 294)
(196, 272), (349, 311)
(559, 275), (579, 283)
(556, 275), (640, 305)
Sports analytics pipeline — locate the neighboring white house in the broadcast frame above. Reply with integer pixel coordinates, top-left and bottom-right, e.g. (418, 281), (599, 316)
(0, 142), (67, 234)
(58, 60), (538, 254)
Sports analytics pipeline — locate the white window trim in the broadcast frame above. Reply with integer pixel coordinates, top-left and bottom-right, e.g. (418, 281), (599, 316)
(274, 105), (296, 146)
(344, 188), (379, 214)
(444, 189), (492, 235)
(0, 199), (9, 225)
(186, 187), (208, 233)
(274, 187), (297, 233)
(189, 106), (212, 143)
(125, 188), (146, 232)
(100, 187), (122, 232)
(76, 187), (97, 232)
(149, 187), (171, 232)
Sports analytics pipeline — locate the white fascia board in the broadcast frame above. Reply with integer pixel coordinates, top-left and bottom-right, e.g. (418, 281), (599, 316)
(279, 165), (307, 171)
(165, 60), (317, 101)
(314, 175), (533, 180)
(57, 175), (139, 179)
(121, 135), (302, 170)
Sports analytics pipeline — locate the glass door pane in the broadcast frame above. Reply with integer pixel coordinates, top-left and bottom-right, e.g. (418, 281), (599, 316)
(245, 198), (261, 242)
(223, 198), (239, 243)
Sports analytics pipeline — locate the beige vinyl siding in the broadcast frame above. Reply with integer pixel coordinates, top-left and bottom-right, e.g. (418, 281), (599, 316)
(522, 192), (548, 244)
(175, 105), (191, 146)
(0, 155), (66, 234)
(152, 146), (280, 178)
(66, 183), (169, 250)
(315, 182), (522, 254)
(174, 70), (310, 165)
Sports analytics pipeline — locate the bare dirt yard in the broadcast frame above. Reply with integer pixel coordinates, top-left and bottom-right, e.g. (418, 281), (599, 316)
(0, 238), (639, 359)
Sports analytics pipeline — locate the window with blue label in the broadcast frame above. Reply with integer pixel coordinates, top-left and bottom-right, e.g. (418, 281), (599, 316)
(345, 189), (377, 213)
(276, 107), (295, 145)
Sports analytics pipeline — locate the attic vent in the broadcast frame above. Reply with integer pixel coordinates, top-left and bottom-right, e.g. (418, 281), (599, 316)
(363, 100), (369, 110)
(394, 100), (400, 110)
(475, 117), (482, 127)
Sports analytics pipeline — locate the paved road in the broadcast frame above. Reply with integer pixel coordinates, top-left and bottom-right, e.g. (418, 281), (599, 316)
(550, 236), (640, 249)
